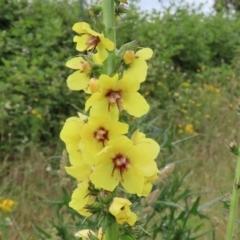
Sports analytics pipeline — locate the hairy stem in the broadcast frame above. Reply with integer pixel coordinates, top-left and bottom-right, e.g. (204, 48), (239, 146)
(102, 0), (116, 75)
(225, 151), (240, 240)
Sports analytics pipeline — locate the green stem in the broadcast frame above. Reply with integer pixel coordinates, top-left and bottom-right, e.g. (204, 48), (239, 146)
(102, 0), (116, 75)
(225, 151), (240, 240)
(105, 220), (119, 240)
(101, 1), (118, 239)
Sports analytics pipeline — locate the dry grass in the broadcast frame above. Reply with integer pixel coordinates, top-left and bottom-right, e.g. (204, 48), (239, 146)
(174, 89), (240, 240)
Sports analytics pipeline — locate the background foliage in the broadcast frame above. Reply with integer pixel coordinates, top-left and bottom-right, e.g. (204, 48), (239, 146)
(1, 0), (240, 239)
(1, 0), (240, 154)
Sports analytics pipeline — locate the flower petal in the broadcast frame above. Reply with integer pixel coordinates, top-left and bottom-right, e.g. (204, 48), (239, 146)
(121, 166), (144, 194)
(74, 35), (89, 51)
(90, 162), (120, 191)
(67, 71), (89, 90)
(99, 74), (118, 89)
(85, 92), (102, 111)
(75, 229), (96, 238)
(72, 22), (91, 34)
(135, 48), (153, 60)
(118, 74), (140, 92)
(72, 22), (100, 36)
(124, 59), (148, 83)
(65, 165), (92, 181)
(122, 92), (149, 117)
(100, 36), (114, 51)
(66, 57), (84, 70)
(93, 42), (108, 64)
(108, 136), (133, 153)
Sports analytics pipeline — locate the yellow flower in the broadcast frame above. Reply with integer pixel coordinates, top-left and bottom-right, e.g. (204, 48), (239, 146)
(181, 82), (190, 88)
(66, 57), (92, 91)
(60, 116), (86, 165)
(85, 74), (149, 119)
(31, 109), (37, 115)
(72, 22), (114, 64)
(0, 198), (16, 212)
(80, 115), (129, 156)
(131, 129), (160, 159)
(90, 136), (157, 195)
(185, 124), (196, 134)
(36, 114), (42, 119)
(69, 181), (95, 217)
(123, 48), (153, 82)
(88, 78), (100, 93)
(131, 130), (160, 196)
(75, 228), (105, 240)
(109, 197), (137, 226)
(75, 229), (95, 239)
(65, 163), (92, 181)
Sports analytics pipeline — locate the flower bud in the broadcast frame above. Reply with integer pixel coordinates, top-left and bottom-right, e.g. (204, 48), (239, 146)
(82, 61), (91, 74)
(228, 141), (239, 156)
(89, 78), (100, 93)
(88, 4), (102, 16)
(123, 50), (135, 64)
(97, 190), (113, 204)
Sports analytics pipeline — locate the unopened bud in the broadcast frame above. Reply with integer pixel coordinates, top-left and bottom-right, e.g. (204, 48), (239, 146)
(89, 78), (99, 93)
(115, 3), (128, 21)
(97, 190), (113, 204)
(82, 61), (91, 74)
(123, 50), (135, 64)
(228, 141), (239, 156)
(88, 4), (102, 16)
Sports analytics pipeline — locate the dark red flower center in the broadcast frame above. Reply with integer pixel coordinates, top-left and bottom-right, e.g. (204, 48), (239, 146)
(86, 35), (100, 50)
(112, 153), (130, 180)
(106, 90), (123, 111)
(93, 126), (109, 147)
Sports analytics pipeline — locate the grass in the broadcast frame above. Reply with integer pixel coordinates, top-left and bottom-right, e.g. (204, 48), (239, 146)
(1, 80), (240, 240)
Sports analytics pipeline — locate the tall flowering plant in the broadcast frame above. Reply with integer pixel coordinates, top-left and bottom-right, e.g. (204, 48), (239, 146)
(60, 0), (160, 239)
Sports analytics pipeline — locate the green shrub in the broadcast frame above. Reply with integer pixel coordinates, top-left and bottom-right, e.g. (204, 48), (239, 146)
(2, 0), (240, 156)
(0, 0), (87, 155)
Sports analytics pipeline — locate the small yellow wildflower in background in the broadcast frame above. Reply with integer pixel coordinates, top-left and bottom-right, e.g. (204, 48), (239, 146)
(196, 103), (201, 107)
(31, 109), (38, 115)
(36, 114), (42, 119)
(0, 197), (16, 212)
(205, 114), (211, 119)
(180, 109), (187, 114)
(195, 120), (200, 125)
(162, 74), (167, 79)
(181, 82), (190, 88)
(185, 124), (197, 135)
